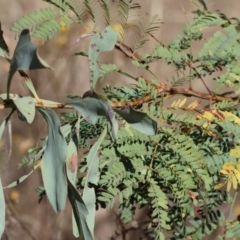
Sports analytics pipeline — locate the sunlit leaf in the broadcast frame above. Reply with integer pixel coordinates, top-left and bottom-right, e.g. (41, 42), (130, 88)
(227, 179), (232, 192)
(13, 96), (35, 123)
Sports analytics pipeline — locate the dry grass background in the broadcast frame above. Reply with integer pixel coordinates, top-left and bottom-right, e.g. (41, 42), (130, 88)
(0, 0), (240, 239)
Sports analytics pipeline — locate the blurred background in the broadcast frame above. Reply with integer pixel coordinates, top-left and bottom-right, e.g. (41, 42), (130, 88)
(0, 0), (240, 239)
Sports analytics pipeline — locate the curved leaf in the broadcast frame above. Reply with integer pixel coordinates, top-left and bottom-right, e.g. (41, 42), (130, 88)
(115, 106), (157, 135)
(66, 142), (92, 239)
(7, 29), (51, 96)
(66, 96), (118, 140)
(83, 127), (107, 236)
(38, 108), (67, 212)
(89, 26), (118, 88)
(13, 96), (35, 123)
(67, 178), (93, 240)
(67, 97), (109, 124)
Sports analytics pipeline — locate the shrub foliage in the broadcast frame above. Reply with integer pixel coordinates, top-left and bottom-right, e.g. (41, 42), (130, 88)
(1, 0), (240, 239)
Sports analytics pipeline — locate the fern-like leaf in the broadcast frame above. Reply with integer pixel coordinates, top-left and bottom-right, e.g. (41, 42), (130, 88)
(11, 8), (73, 44)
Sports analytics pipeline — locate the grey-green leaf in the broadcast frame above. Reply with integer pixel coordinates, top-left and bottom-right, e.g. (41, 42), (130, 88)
(7, 29), (51, 96)
(67, 97), (109, 124)
(66, 96), (117, 140)
(0, 120), (7, 141)
(38, 108), (67, 212)
(0, 177), (5, 239)
(67, 177), (93, 240)
(89, 26), (118, 88)
(115, 107), (157, 135)
(83, 127), (107, 236)
(13, 96), (35, 123)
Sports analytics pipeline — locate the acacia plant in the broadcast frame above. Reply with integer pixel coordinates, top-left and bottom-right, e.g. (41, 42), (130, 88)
(1, 0), (240, 239)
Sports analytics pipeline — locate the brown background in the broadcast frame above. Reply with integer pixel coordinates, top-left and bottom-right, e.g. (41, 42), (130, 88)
(0, 0), (239, 239)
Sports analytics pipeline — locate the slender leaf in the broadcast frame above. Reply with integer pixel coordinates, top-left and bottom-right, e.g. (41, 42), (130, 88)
(5, 163), (40, 188)
(38, 108), (67, 212)
(83, 127), (107, 236)
(67, 177), (93, 240)
(0, 177), (5, 239)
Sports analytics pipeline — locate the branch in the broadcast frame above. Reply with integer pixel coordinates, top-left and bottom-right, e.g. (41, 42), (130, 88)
(1, 32), (238, 112)
(0, 83), (238, 111)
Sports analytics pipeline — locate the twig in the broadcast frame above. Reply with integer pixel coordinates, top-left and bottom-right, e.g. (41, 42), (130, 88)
(0, 82), (239, 110)
(148, 33), (165, 46)
(61, 31), (95, 57)
(186, 62), (212, 94)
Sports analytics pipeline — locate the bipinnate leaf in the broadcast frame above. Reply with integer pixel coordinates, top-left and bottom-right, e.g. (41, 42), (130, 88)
(89, 26), (118, 88)
(115, 107), (157, 135)
(7, 29), (51, 96)
(83, 128), (107, 236)
(197, 0), (208, 10)
(0, 22), (9, 58)
(0, 177), (5, 239)
(38, 108), (67, 212)
(66, 96), (117, 140)
(13, 96), (35, 123)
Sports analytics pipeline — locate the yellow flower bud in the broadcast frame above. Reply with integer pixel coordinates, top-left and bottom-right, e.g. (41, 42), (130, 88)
(111, 23), (124, 42)
(10, 190), (20, 203)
